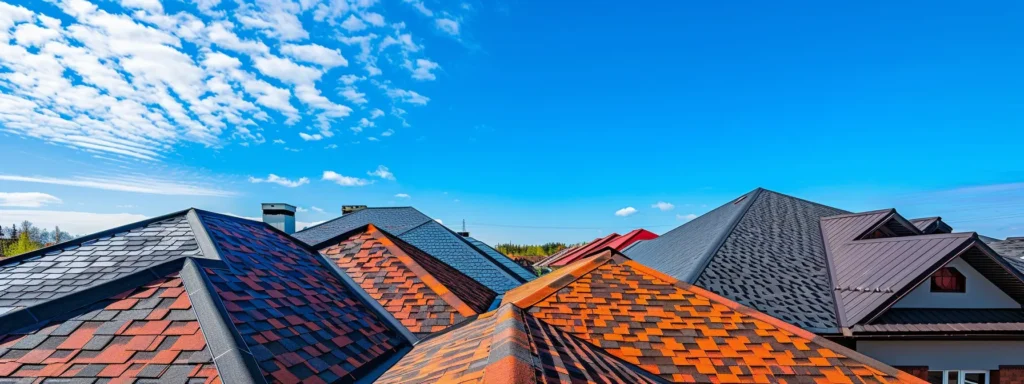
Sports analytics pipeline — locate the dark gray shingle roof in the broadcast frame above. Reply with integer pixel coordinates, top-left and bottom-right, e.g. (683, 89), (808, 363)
(292, 207), (432, 244)
(991, 238), (1024, 260)
(464, 236), (536, 281)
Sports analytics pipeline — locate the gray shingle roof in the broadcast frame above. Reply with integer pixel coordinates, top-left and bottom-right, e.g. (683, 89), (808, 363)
(464, 236), (536, 281)
(0, 212), (201, 311)
(293, 207), (530, 293)
(991, 237), (1024, 260)
(624, 189), (759, 282)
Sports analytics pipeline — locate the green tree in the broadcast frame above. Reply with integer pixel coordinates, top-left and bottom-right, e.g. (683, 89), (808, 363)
(3, 231), (41, 257)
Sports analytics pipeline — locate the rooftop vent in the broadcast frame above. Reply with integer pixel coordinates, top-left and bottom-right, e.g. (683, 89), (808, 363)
(262, 203), (296, 234)
(456, 231), (470, 237)
(342, 205), (367, 215)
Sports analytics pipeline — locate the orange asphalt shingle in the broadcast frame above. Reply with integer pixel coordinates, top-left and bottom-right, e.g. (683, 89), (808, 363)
(321, 224), (498, 336)
(0, 274), (220, 383)
(378, 304), (663, 384)
(503, 249), (925, 384)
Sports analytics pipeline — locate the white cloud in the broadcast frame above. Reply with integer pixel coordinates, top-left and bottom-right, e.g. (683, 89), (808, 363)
(322, 170), (372, 186)
(615, 207), (638, 217)
(406, 58), (439, 81)
(311, 206), (325, 213)
(0, 192), (63, 207)
(299, 132), (323, 141)
(367, 165), (395, 180)
(339, 74), (364, 85)
(385, 87), (430, 105)
(273, 139), (286, 144)
(367, 136), (379, 141)
(369, 108), (385, 119)
(381, 129), (394, 137)
(296, 206), (308, 212)
(361, 12), (385, 26)
(341, 14), (367, 32)
(0, 210), (149, 236)
(435, 18), (459, 36)
(340, 86), (367, 104)
(298, 220), (325, 230)
(253, 54), (323, 85)
(677, 213), (698, 221)
(0, 174), (234, 196)
(280, 43), (348, 68)
(402, 0), (433, 17)
(248, 174), (310, 187)
(652, 201), (675, 211)
(395, 193), (410, 198)
(434, 218), (443, 225)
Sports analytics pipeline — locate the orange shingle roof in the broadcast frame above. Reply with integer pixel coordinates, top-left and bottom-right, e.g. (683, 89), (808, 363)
(378, 304), (663, 384)
(503, 249), (925, 384)
(321, 224), (498, 336)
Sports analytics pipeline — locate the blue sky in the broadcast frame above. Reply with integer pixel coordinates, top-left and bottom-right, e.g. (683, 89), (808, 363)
(1, 0), (1022, 244)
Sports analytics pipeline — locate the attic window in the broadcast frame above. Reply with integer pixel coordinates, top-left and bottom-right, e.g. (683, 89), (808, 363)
(930, 267), (966, 293)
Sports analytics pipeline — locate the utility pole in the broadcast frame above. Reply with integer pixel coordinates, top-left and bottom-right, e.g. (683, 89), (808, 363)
(462, 219), (466, 233)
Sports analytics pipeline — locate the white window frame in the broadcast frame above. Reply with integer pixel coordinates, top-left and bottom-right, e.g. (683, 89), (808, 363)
(929, 370), (990, 384)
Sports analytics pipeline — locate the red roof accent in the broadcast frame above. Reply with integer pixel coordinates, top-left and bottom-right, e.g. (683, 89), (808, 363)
(548, 229), (658, 267)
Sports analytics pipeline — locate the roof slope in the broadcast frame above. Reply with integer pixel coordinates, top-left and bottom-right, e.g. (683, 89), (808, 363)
(0, 273), (219, 382)
(464, 236), (537, 281)
(501, 250), (920, 383)
(696, 189), (848, 332)
(542, 229), (658, 268)
(293, 207), (532, 294)
(320, 225), (497, 336)
(624, 189), (764, 281)
(0, 209), (416, 383)
(991, 237), (1024, 259)
(377, 304), (664, 384)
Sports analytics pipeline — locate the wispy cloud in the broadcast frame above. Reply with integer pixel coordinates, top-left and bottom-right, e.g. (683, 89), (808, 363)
(395, 193), (410, 198)
(652, 201), (675, 211)
(299, 132), (324, 141)
(312, 206), (325, 213)
(677, 213), (698, 221)
(367, 165), (395, 180)
(0, 174), (234, 197)
(0, 192), (63, 207)
(322, 171), (372, 186)
(615, 207), (637, 217)
(248, 174), (310, 188)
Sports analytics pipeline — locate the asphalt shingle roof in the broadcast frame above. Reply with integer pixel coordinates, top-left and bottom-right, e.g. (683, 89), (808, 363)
(991, 237), (1024, 259)
(500, 250), (921, 383)
(293, 207), (532, 294)
(320, 224), (497, 337)
(0, 209), (415, 383)
(463, 236), (537, 281)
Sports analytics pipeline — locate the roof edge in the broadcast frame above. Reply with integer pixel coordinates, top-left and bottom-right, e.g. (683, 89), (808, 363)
(0, 257), (191, 336)
(426, 219), (533, 284)
(503, 249), (618, 309)
(820, 219), (850, 328)
(180, 258), (268, 384)
(687, 187), (764, 283)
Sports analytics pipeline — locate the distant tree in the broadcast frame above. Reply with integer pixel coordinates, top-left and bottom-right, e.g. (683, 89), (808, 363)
(3, 231), (41, 257)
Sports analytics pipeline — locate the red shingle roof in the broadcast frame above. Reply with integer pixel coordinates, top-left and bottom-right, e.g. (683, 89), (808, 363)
(540, 229), (658, 268)
(320, 224), (497, 336)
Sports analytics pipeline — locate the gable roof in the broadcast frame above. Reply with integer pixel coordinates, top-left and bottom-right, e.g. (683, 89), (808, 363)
(320, 224), (497, 337)
(910, 216), (953, 234)
(501, 250), (922, 383)
(293, 207), (534, 293)
(0, 209), (416, 383)
(625, 187), (1024, 335)
(377, 303), (667, 384)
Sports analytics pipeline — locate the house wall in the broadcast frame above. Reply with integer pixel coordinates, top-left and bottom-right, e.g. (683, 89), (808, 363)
(858, 340), (1024, 370)
(892, 257), (1021, 309)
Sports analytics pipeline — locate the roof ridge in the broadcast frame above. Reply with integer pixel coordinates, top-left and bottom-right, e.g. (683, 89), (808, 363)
(757, 188), (853, 214)
(426, 219), (533, 283)
(687, 187), (764, 282)
(502, 249), (618, 309)
(821, 208), (895, 221)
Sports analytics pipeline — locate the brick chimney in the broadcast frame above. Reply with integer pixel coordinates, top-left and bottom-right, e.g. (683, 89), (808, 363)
(262, 203), (296, 234)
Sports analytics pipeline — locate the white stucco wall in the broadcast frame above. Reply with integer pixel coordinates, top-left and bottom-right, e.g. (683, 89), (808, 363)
(858, 340), (1024, 370)
(892, 257), (1020, 309)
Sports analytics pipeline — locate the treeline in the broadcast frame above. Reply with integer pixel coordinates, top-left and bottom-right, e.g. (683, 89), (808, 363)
(1, 221), (76, 257)
(495, 242), (572, 257)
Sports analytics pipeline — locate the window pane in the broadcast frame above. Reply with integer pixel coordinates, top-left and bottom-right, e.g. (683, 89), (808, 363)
(927, 371), (944, 384)
(964, 372), (986, 384)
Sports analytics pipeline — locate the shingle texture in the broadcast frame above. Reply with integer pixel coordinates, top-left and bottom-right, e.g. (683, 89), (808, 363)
(400, 220), (523, 293)
(198, 212), (407, 383)
(321, 225), (497, 337)
(991, 237), (1024, 260)
(0, 274), (219, 383)
(464, 236), (537, 281)
(0, 214), (200, 310)
(502, 251), (920, 384)
(294, 207), (529, 294)
(625, 190), (759, 281)
(697, 190), (847, 331)
(378, 304), (662, 384)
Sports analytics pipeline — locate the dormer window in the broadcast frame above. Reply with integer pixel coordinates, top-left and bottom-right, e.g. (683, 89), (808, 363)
(930, 267), (966, 293)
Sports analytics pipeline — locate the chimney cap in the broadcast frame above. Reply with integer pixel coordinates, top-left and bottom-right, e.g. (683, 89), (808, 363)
(342, 205), (368, 215)
(262, 203), (297, 214)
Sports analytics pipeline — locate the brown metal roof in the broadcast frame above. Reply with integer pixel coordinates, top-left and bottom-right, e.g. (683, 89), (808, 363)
(822, 210), (980, 326)
(854, 308), (1024, 334)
